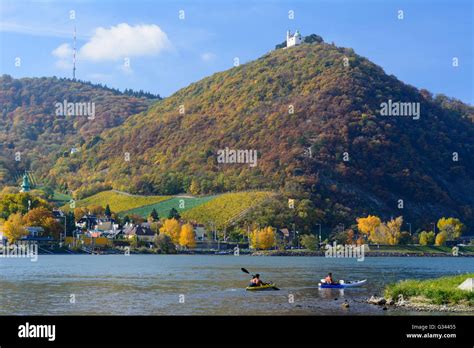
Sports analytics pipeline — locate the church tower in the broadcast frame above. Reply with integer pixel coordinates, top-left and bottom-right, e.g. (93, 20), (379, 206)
(20, 172), (31, 192)
(286, 30), (302, 48)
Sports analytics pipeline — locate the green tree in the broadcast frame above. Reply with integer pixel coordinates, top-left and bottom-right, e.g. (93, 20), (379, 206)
(129, 235), (138, 248)
(150, 208), (159, 222)
(168, 207), (181, 220)
(399, 231), (411, 245)
(154, 233), (176, 254)
(66, 211), (76, 235)
(0, 193), (50, 220)
(105, 204), (111, 218)
(300, 234), (318, 250)
(304, 34), (324, 44)
(427, 231), (436, 245)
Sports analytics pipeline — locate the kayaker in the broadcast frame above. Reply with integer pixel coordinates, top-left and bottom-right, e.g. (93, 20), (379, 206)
(249, 274), (264, 287)
(324, 272), (337, 285)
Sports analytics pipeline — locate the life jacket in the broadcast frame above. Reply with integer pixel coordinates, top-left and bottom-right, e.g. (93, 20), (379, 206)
(251, 278), (259, 284)
(325, 276), (332, 283)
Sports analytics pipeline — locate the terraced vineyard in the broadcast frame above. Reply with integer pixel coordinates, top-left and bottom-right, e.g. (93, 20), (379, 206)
(182, 191), (273, 228)
(62, 190), (274, 225)
(121, 195), (217, 218)
(64, 190), (171, 213)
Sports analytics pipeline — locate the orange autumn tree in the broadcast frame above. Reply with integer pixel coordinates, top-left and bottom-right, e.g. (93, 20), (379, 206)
(435, 231), (448, 246)
(385, 216), (403, 245)
(250, 226), (276, 250)
(3, 212), (28, 242)
(23, 207), (62, 239)
(159, 218), (181, 244)
(437, 217), (465, 240)
(179, 223), (196, 249)
(356, 215), (381, 241)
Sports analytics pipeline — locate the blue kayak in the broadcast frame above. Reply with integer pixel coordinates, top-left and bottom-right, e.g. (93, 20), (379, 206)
(318, 279), (367, 289)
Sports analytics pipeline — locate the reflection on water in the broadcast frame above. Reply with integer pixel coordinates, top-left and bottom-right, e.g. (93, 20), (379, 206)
(0, 255), (473, 315)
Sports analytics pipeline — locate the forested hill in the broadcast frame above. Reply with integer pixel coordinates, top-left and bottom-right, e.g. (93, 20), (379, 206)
(38, 39), (474, 229)
(0, 75), (158, 186)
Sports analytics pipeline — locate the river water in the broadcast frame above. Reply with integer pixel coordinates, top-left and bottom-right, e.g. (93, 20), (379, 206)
(0, 255), (473, 315)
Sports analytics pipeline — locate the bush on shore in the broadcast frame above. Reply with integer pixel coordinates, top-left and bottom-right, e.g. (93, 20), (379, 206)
(384, 273), (474, 305)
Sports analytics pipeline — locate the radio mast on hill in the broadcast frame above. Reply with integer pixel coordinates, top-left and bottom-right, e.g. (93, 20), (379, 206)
(72, 25), (77, 80)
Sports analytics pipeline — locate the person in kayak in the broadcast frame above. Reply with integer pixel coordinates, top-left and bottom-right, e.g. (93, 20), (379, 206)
(249, 274), (265, 287)
(324, 272), (338, 285)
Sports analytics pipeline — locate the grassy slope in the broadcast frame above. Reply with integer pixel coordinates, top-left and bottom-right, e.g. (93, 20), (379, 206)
(52, 191), (72, 205)
(385, 273), (474, 305)
(64, 190), (170, 213)
(182, 191), (273, 227)
(368, 245), (474, 254)
(121, 195), (217, 218)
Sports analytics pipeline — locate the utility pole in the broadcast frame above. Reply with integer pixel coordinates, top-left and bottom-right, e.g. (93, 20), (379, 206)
(293, 223), (296, 247)
(63, 214), (67, 244)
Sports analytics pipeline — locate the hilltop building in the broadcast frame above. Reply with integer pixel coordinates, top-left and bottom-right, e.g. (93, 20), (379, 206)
(286, 30), (302, 48)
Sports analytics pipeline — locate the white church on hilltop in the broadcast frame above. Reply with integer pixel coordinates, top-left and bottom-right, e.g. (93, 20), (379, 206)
(286, 30), (302, 48)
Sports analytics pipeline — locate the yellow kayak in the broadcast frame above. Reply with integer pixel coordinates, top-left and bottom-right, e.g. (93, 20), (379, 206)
(245, 283), (278, 291)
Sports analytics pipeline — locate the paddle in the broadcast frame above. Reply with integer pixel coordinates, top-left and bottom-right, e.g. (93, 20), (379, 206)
(241, 268), (279, 290)
(241, 267), (251, 275)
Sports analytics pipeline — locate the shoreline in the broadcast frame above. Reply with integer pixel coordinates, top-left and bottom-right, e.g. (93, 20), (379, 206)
(252, 251), (474, 257)
(397, 300), (474, 313)
(31, 249), (474, 257)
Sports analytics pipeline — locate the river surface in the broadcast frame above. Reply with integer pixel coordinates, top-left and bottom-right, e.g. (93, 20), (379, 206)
(0, 255), (473, 315)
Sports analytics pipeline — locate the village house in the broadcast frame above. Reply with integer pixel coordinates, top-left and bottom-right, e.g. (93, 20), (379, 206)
(194, 224), (207, 241)
(123, 223), (155, 243)
(276, 228), (294, 245)
(25, 226), (44, 238)
(52, 209), (65, 220)
(76, 214), (98, 230)
(22, 226), (53, 242)
(75, 216), (120, 240)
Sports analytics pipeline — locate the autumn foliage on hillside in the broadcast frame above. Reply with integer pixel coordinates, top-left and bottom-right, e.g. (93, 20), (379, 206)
(7, 38), (474, 230)
(0, 75), (157, 187)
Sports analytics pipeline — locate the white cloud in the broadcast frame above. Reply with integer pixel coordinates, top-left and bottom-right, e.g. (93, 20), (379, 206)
(78, 23), (171, 62)
(52, 43), (73, 59)
(200, 52), (216, 62)
(52, 43), (73, 70)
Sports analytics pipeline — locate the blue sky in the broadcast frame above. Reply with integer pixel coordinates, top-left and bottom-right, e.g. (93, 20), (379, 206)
(0, 0), (472, 103)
